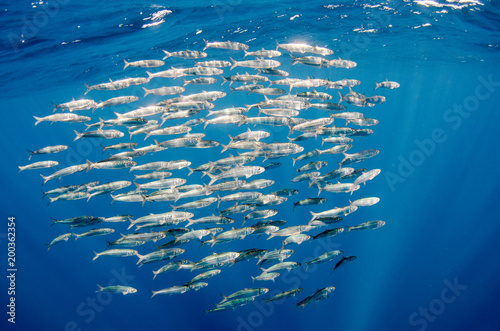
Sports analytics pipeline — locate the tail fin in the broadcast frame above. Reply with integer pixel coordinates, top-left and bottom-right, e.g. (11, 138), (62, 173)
(187, 167), (194, 176)
(33, 116), (43, 126)
(85, 160), (94, 172)
(96, 284), (104, 292)
(162, 50), (171, 60)
(220, 144), (228, 154)
(310, 211), (317, 222)
(151, 291), (158, 298)
(84, 83), (92, 95)
(123, 59), (130, 69)
(18, 166), (24, 173)
(251, 276), (255, 283)
(92, 251), (99, 261)
(40, 174), (50, 185)
(374, 81), (380, 90)
(338, 91), (344, 103)
(293, 202), (297, 212)
(73, 130), (83, 141)
(202, 39), (209, 51)
(152, 271), (159, 280)
(142, 87), (150, 97)
(146, 71), (154, 79)
(203, 172), (217, 186)
(316, 185), (322, 197)
(229, 57), (237, 70)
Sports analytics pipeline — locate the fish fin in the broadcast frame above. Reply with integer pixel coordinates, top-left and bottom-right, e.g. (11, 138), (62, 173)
(73, 130), (82, 141)
(229, 57), (237, 70)
(85, 160), (93, 172)
(92, 251), (99, 261)
(123, 59), (129, 69)
(33, 116), (42, 126)
(142, 87), (150, 97)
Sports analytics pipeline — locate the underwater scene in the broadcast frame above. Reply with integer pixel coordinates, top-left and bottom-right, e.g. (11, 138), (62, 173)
(1, 1), (500, 330)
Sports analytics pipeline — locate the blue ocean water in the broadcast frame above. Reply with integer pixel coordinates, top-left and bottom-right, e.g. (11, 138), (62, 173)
(1, 1), (500, 330)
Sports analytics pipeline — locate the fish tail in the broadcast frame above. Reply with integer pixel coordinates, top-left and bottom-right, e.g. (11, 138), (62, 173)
(374, 81), (379, 90)
(40, 174), (50, 185)
(85, 159), (94, 172)
(151, 291), (157, 298)
(310, 211), (317, 222)
(293, 202), (297, 212)
(84, 84), (91, 95)
(33, 116), (42, 126)
(203, 172), (217, 186)
(220, 144), (228, 154)
(73, 130), (82, 141)
(338, 91), (344, 103)
(229, 57), (237, 70)
(123, 59), (129, 69)
(92, 251), (99, 261)
(162, 50), (171, 60)
(251, 276), (255, 283)
(96, 284), (104, 293)
(142, 87), (150, 97)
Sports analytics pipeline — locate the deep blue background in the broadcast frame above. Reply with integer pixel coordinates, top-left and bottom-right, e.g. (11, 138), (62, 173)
(1, 1), (500, 330)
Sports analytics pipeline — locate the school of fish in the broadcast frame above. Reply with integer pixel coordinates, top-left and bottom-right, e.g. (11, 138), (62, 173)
(22, 39), (398, 311)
